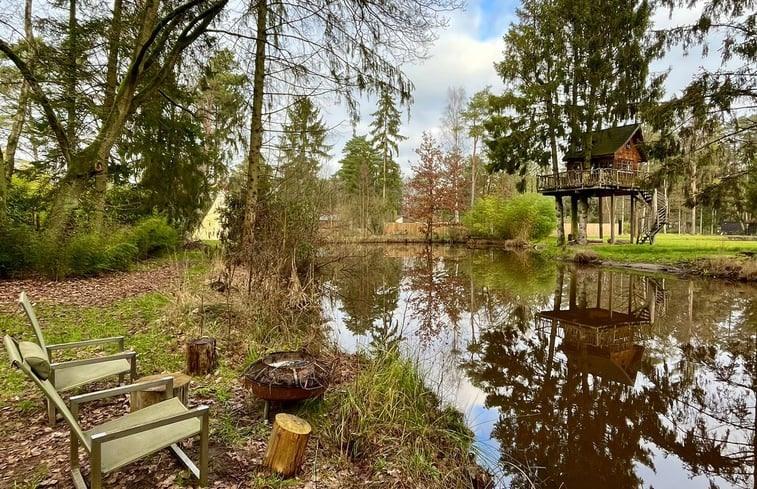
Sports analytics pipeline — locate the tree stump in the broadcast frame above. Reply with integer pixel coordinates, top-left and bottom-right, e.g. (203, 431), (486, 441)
(186, 337), (217, 375)
(130, 372), (190, 412)
(264, 413), (311, 477)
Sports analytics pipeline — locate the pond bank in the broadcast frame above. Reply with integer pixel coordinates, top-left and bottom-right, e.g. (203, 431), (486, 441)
(325, 234), (757, 281)
(0, 252), (487, 488)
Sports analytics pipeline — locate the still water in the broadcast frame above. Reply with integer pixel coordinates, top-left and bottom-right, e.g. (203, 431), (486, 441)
(322, 245), (756, 489)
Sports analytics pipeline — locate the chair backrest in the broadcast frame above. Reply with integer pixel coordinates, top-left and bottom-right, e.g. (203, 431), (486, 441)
(3, 335), (87, 445)
(18, 292), (48, 359)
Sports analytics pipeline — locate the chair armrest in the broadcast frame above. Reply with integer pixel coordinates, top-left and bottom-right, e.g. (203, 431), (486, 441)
(46, 336), (125, 354)
(50, 351), (136, 370)
(90, 405), (209, 443)
(70, 376), (174, 406)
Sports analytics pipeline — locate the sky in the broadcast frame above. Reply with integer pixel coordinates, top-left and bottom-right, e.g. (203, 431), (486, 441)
(319, 0), (722, 178)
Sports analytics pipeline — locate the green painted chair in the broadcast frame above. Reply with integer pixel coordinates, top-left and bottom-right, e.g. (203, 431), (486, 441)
(4, 335), (209, 489)
(18, 291), (137, 425)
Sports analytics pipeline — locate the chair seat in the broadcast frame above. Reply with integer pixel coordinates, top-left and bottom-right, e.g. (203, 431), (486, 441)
(54, 358), (131, 391)
(84, 397), (201, 473)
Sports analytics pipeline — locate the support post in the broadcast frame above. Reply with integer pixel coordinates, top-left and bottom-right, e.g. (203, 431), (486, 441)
(570, 195), (578, 243)
(555, 196), (565, 245)
(598, 196), (604, 240)
(577, 196), (588, 245)
(630, 195), (636, 243)
(610, 194), (616, 244)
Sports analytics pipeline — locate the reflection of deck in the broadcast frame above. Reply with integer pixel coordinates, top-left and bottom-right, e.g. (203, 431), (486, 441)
(538, 307), (648, 328)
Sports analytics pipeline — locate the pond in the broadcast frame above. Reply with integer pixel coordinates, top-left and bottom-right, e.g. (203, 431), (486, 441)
(321, 245), (756, 489)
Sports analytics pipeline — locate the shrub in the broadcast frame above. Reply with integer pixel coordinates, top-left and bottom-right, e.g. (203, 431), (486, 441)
(0, 216), (177, 279)
(103, 242), (139, 272)
(461, 195), (509, 239)
(0, 223), (34, 278)
(127, 216), (179, 258)
(463, 193), (556, 241)
(501, 193), (557, 241)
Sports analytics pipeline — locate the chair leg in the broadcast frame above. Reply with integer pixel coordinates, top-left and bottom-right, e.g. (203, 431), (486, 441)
(47, 397), (57, 426)
(91, 443), (102, 489)
(200, 413), (209, 487)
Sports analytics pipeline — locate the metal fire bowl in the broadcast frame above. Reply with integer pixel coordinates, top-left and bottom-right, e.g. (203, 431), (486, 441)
(242, 351), (328, 402)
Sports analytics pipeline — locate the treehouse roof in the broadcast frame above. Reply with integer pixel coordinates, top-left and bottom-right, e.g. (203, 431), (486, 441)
(564, 123), (643, 161)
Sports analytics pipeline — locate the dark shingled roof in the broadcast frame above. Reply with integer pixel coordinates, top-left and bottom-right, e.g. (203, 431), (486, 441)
(564, 123), (642, 161)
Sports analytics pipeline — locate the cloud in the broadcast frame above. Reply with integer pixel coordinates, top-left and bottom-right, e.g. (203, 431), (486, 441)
(321, 0), (507, 177)
(321, 0), (728, 178)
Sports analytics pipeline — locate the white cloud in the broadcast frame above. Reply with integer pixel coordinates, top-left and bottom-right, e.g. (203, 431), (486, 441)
(321, 2), (506, 177)
(320, 1), (730, 178)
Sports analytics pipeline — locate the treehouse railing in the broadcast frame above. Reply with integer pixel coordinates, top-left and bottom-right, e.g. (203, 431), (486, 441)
(538, 168), (641, 192)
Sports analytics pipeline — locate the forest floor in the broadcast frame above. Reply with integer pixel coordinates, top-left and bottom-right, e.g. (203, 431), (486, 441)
(0, 252), (481, 489)
(540, 234), (757, 281)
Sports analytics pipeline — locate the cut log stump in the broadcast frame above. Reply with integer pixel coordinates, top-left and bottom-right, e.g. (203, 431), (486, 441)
(130, 372), (190, 412)
(186, 337), (217, 375)
(264, 413), (312, 477)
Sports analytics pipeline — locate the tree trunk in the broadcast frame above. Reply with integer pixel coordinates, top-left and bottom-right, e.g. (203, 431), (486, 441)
(186, 338), (217, 375)
(66, 0), (77, 145)
(103, 0), (123, 113)
(264, 413), (311, 478)
(470, 136), (477, 208)
(570, 196), (578, 243)
(0, 0), (34, 219)
(130, 372), (190, 412)
(577, 196), (588, 245)
(242, 0), (268, 281)
(598, 196), (603, 240)
(555, 196), (565, 245)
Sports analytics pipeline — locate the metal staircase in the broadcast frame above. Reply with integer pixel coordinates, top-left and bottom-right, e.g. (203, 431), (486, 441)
(638, 189), (669, 244)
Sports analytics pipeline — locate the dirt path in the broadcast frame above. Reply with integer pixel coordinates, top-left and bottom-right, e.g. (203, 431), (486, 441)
(0, 264), (178, 312)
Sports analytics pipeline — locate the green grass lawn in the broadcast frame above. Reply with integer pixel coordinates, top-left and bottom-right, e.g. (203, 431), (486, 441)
(541, 234), (757, 265)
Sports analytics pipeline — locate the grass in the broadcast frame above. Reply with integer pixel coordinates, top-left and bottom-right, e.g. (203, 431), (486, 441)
(314, 350), (476, 487)
(0, 251), (481, 487)
(539, 233), (757, 264)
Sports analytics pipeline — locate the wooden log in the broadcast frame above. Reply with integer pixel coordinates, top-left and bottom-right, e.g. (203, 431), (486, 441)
(130, 372), (190, 412)
(186, 337), (217, 375)
(264, 413), (311, 477)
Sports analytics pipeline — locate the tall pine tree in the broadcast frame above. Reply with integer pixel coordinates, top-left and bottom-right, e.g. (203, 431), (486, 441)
(369, 88), (405, 215)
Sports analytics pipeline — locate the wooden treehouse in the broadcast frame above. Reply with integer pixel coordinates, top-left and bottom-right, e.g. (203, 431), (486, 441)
(538, 124), (668, 244)
(537, 269), (667, 385)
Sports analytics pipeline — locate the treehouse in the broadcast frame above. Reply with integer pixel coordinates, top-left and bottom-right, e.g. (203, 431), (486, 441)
(537, 269), (666, 385)
(538, 124), (668, 244)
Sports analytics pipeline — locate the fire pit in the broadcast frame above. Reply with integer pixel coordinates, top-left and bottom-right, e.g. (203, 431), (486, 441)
(242, 351), (330, 418)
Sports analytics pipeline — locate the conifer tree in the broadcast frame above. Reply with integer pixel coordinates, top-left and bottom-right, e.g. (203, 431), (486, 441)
(369, 88), (405, 214)
(337, 135), (383, 231)
(277, 97), (331, 195)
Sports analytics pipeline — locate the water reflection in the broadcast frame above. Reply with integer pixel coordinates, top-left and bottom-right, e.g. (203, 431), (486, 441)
(323, 245), (756, 489)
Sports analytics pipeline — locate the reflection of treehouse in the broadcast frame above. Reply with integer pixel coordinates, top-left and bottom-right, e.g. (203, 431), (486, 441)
(538, 268), (666, 385)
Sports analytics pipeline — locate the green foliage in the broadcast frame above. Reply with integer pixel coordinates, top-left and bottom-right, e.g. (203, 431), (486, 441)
(368, 88), (405, 214)
(0, 223), (34, 277)
(463, 193), (556, 241)
(0, 216), (177, 279)
(127, 216), (180, 259)
(461, 195), (509, 238)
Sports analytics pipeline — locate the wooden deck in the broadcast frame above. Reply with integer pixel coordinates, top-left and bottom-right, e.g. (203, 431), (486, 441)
(538, 168), (642, 194)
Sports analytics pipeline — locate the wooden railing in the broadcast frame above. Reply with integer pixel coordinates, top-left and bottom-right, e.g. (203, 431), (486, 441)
(538, 169), (641, 192)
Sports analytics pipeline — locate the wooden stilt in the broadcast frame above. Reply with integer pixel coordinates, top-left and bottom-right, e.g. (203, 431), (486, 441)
(630, 195), (636, 243)
(598, 196), (604, 240)
(610, 194), (616, 243)
(570, 195), (578, 242)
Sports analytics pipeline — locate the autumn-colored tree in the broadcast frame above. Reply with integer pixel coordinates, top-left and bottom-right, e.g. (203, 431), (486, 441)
(405, 132), (444, 240)
(442, 147), (469, 223)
